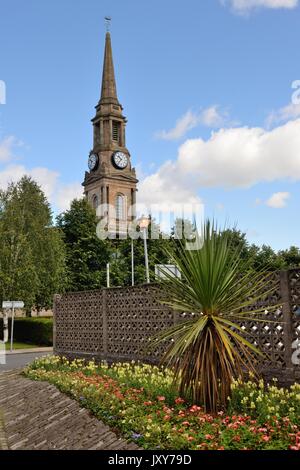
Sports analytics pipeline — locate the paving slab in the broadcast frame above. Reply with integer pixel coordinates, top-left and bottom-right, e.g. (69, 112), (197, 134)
(0, 370), (140, 451)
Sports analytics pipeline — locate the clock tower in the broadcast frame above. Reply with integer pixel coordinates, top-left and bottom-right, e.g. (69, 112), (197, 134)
(83, 31), (138, 233)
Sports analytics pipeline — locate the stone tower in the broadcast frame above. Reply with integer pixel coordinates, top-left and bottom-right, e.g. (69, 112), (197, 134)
(83, 31), (138, 233)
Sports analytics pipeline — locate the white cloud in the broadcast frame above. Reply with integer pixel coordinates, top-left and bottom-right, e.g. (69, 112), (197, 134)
(221, 0), (298, 14)
(139, 119), (300, 208)
(156, 111), (199, 141)
(55, 182), (84, 212)
(0, 136), (83, 212)
(156, 106), (230, 141)
(266, 103), (300, 127)
(177, 119), (300, 188)
(0, 164), (59, 200)
(201, 106), (229, 127)
(266, 192), (290, 208)
(0, 136), (24, 163)
(139, 160), (202, 208)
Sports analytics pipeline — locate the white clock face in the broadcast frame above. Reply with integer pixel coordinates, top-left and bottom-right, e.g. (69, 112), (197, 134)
(113, 151), (128, 169)
(88, 153), (99, 171)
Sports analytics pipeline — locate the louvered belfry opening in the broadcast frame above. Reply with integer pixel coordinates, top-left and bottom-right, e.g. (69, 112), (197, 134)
(112, 120), (120, 143)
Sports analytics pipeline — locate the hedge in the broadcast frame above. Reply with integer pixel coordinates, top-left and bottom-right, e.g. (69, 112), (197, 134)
(0, 317), (53, 346)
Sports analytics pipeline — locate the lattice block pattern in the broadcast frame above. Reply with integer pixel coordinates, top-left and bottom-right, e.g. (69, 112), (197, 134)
(289, 269), (300, 342)
(53, 272), (300, 383)
(54, 291), (104, 353)
(106, 285), (174, 359)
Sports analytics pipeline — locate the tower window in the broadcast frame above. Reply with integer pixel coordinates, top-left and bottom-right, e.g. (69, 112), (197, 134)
(94, 122), (100, 145)
(115, 194), (125, 220)
(112, 121), (120, 143)
(92, 195), (99, 210)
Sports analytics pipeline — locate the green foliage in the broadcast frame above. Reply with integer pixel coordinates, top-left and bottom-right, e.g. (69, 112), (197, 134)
(0, 177), (66, 311)
(153, 220), (279, 412)
(278, 246), (300, 268)
(229, 376), (300, 426)
(56, 199), (110, 291)
(0, 317), (53, 345)
(224, 229), (300, 271)
(108, 220), (169, 286)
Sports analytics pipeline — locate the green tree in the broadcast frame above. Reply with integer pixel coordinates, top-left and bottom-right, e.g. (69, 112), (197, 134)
(108, 220), (170, 286)
(252, 244), (284, 271)
(56, 198), (110, 291)
(278, 246), (300, 268)
(0, 177), (66, 312)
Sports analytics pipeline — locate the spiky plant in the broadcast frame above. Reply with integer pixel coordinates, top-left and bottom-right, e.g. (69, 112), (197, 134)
(153, 220), (278, 413)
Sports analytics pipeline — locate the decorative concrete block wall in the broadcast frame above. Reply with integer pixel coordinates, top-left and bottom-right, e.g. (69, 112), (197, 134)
(54, 271), (300, 384)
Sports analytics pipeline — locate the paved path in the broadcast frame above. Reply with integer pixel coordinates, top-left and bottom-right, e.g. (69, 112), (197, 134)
(0, 370), (139, 450)
(0, 351), (52, 371)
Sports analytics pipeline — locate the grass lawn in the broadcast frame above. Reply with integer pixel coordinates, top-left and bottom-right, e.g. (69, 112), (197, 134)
(24, 356), (300, 451)
(5, 342), (44, 351)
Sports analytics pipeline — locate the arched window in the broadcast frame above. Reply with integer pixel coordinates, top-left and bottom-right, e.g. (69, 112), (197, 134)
(115, 194), (125, 220)
(92, 194), (99, 210)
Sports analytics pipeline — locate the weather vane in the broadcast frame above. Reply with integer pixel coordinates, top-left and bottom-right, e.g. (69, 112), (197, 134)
(105, 16), (112, 32)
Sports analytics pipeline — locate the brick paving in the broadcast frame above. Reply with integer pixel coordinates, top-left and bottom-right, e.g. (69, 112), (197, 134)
(0, 370), (140, 450)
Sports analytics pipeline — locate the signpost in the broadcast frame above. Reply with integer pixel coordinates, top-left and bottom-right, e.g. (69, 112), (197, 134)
(155, 265), (181, 280)
(2, 301), (24, 352)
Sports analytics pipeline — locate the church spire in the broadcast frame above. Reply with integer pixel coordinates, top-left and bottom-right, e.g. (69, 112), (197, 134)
(100, 32), (119, 106)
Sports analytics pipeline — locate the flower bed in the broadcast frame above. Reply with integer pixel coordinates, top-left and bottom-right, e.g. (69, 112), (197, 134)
(24, 356), (300, 450)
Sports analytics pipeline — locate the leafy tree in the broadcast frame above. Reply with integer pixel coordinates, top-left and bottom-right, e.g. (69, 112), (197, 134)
(108, 220), (170, 286)
(0, 177), (66, 312)
(251, 245), (284, 271)
(278, 246), (300, 268)
(56, 198), (110, 291)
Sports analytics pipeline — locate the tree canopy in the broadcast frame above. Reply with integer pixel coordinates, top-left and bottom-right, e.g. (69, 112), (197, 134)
(56, 198), (110, 291)
(0, 176), (66, 311)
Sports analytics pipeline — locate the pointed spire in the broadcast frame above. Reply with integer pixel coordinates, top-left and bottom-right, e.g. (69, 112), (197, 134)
(100, 32), (119, 105)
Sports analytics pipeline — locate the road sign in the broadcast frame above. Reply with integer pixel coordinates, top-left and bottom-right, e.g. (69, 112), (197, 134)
(2, 301), (24, 309)
(1, 301), (24, 352)
(155, 265), (181, 280)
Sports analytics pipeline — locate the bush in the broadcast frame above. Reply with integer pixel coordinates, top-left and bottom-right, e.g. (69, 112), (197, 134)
(0, 317), (53, 346)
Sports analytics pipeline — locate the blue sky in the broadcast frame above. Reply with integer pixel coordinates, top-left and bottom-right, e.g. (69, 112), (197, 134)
(0, 0), (300, 250)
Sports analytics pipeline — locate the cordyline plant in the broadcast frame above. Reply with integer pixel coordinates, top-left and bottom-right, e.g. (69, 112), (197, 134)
(153, 220), (279, 413)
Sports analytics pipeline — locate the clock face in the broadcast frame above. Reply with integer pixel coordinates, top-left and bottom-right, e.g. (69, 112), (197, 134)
(112, 151), (128, 170)
(88, 153), (99, 171)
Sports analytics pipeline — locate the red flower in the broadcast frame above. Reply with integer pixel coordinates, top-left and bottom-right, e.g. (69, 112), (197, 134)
(175, 397), (185, 405)
(228, 423), (238, 430)
(190, 405), (201, 413)
(258, 427), (268, 433)
(163, 406), (172, 414)
(261, 435), (270, 442)
(157, 396), (166, 402)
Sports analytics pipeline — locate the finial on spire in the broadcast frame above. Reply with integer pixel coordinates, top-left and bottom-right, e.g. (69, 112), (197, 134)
(105, 16), (111, 33)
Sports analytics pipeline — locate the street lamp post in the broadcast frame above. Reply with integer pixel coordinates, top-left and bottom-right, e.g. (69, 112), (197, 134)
(131, 238), (135, 286)
(139, 216), (150, 284)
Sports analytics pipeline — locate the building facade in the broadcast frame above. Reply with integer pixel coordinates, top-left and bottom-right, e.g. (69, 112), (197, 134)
(83, 31), (138, 233)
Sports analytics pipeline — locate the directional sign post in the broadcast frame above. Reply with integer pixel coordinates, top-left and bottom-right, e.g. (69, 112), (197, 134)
(2, 301), (24, 352)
